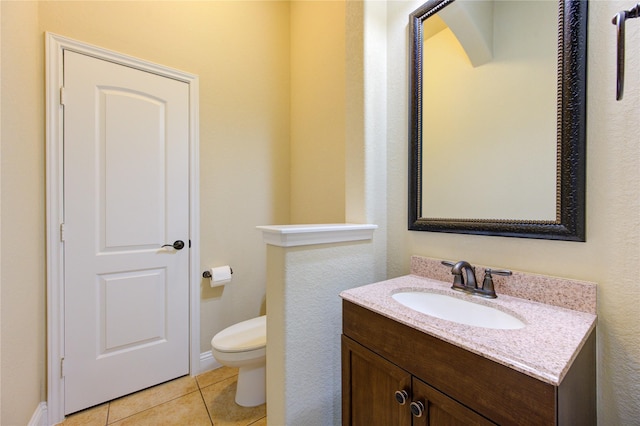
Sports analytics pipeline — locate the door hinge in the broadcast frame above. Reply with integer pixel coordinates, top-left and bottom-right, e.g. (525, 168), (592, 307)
(60, 357), (65, 378)
(59, 223), (65, 242)
(59, 87), (66, 106)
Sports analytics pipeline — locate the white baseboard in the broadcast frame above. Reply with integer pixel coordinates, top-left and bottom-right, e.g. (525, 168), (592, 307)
(28, 402), (48, 426)
(199, 350), (222, 374)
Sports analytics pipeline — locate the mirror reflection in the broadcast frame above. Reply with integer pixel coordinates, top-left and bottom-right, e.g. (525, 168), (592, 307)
(421, 1), (557, 220)
(408, 0), (587, 240)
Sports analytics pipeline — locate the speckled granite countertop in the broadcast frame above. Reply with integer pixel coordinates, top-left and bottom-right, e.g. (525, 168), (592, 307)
(340, 274), (597, 386)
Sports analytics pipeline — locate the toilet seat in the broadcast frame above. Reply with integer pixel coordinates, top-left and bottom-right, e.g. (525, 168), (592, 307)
(212, 315), (266, 353)
(210, 315), (267, 407)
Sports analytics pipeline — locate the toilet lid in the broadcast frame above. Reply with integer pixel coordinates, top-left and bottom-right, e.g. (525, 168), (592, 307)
(212, 315), (266, 353)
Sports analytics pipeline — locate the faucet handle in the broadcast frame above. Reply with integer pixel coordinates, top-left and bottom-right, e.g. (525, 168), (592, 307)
(487, 268), (512, 277)
(441, 260), (455, 268)
(477, 268), (512, 299)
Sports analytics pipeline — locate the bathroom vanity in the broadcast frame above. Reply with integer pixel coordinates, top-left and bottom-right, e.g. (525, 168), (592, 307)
(341, 257), (597, 425)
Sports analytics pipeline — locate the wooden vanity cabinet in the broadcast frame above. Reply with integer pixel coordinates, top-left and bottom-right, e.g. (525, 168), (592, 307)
(342, 300), (596, 426)
(343, 335), (495, 425)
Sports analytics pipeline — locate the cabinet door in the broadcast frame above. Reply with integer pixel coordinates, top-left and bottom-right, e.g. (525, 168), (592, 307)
(411, 378), (496, 426)
(342, 336), (412, 426)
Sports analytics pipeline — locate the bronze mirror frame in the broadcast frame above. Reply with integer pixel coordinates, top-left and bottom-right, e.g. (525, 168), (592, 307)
(408, 0), (587, 241)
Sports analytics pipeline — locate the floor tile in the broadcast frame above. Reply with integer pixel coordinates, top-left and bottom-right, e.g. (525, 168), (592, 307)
(201, 376), (266, 426)
(196, 366), (239, 388)
(109, 391), (212, 426)
(58, 370), (267, 426)
(108, 375), (199, 423)
(60, 403), (109, 426)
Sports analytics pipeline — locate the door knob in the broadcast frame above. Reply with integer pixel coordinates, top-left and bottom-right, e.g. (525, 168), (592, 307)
(161, 240), (185, 250)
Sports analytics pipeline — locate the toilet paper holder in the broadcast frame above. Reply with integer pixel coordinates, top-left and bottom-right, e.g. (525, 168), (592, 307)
(202, 268), (233, 279)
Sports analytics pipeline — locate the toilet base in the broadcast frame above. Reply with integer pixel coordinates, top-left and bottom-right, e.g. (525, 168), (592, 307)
(235, 364), (266, 407)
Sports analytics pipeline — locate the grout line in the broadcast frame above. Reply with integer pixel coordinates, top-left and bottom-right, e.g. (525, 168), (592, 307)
(197, 386), (215, 425)
(194, 367), (240, 390)
(105, 402), (111, 426)
(247, 416), (267, 425)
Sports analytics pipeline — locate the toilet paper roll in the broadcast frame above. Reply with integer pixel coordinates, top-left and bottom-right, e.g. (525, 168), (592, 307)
(210, 265), (232, 288)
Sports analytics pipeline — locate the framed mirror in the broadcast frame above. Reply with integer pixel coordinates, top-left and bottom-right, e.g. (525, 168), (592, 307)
(408, 0), (587, 241)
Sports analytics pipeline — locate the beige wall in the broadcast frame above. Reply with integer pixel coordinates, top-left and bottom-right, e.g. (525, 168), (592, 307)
(290, 0), (346, 223)
(0, 1), (3, 418)
(386, 0), (640, 423)
(422, 0), (557, 220)
(1, 1), (47, 423)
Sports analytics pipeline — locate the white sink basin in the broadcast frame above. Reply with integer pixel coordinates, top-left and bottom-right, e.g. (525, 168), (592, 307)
(392, 291), (526, 330)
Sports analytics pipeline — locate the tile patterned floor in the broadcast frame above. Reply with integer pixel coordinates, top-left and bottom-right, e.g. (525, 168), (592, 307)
(59, 366), (266, 426)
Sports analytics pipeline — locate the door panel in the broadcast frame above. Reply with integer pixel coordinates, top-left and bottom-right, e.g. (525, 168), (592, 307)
(342, 336), (412, 425)
(63, 50), (190, 414)
(412, 378), (496, 426)
(99, 269), (167, 352)
(102, 88), (166, 248)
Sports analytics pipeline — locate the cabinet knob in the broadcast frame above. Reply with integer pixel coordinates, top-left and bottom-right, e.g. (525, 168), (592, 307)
(394, 390), (409, 405)
(410, 401), (425, 417)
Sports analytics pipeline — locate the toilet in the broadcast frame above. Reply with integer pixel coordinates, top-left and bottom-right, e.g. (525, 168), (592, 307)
(211, 315), (266, 407)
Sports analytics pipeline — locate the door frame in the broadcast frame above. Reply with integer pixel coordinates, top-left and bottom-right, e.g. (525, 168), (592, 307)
(45, 32), (200, 424)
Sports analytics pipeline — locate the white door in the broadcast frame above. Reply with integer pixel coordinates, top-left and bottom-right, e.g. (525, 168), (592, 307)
(63, 50), (190, 414)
